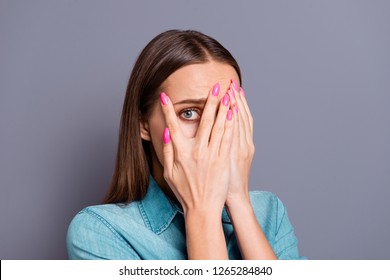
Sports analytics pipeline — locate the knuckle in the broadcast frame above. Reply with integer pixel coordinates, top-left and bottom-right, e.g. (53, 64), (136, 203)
(247, 144), (255, 157)
(225, 119), (234, 130)
(163, 169), (171, 180)
(175, 155), (184, 165)
(176, 149), (190, 162)
(212, 126), (225, 138)
(192, 150), (203, 161)
(239, 143), (255, 160)
(168, 123), (178, 135)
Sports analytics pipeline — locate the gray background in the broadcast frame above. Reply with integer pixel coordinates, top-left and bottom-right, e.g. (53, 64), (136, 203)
(1, 0), (389, 259)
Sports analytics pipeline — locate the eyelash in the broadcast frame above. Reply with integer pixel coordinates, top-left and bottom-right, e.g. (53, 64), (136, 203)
(178, 107), (202, 122)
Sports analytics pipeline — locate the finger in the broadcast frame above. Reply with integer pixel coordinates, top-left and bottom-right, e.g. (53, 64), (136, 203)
(195, 82), (221, 148)
(228, 82), (247, 148)
(162, 127), (174, 175)
(208, 92), (231, 152)
(160, 92), (184, 145)
(230, 103), (240, 160)
(238, 87), (255, 156)
(226, 86), (240, 153)
(219, 108), (234, 157)
(231, 80), (249, 127)
(238, 86), (254, 135)
(230, 82), (253, 143)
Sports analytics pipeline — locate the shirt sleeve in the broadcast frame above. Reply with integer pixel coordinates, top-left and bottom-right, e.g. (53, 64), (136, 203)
(66, 209), (141, 260)
(273, 196), (306, 260)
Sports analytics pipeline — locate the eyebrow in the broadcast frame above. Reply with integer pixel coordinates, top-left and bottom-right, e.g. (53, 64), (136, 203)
(173, 98), (207, 106)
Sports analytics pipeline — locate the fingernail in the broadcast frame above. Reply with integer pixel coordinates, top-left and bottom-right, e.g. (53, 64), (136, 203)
(222, 93), (230, 106)
(160, 92), (168, 105)
(232, 79), (240, 91)
(163, 127), (170, 144)
(212, 82), (220, 96)
(234, 105), (238, 113)
(227, 109), (233, 121)
(240, 87), (245, 97)
(229, 85), (235, 97)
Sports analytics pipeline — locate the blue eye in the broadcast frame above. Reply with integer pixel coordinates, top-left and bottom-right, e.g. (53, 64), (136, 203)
(180, 109), (201, 121)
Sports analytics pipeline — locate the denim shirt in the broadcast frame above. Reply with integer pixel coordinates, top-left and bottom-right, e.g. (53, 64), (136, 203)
(67, 177), (305, 259)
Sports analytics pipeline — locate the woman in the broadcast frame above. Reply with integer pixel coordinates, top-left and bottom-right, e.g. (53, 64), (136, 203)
(67, 29), (305, 260)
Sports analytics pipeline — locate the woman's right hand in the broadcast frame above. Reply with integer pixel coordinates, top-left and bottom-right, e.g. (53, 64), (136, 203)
(160, 83), (233, 214)
(160, 83), (234, 259)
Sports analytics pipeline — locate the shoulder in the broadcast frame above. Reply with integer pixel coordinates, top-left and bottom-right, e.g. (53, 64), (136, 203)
(247, 190), (289, 236)
(249, 190), (306, 260)
(249, 190), (278, 204)
(66, 203), (142, 259)
(67, 202), (143, 238)
(249, 190), (284, 216)
(68, 203), (140, 230)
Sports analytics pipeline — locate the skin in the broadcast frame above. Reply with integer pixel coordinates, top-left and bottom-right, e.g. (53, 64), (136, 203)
(140, 60), (277, 260)
(141, 62), (238, 200)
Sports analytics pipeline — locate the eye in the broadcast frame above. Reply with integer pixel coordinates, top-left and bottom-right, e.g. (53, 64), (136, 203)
(179, 108), (201, 121)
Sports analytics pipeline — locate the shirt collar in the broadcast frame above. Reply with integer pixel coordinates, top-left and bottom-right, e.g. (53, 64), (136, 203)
(138, 176), (231, 235)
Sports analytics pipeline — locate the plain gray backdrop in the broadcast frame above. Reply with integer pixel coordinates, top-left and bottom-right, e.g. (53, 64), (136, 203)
(1, 0), (389, 259)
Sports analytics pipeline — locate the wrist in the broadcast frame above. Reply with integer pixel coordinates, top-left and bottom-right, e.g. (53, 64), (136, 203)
(184, 207), (228, 260)
(184, 207), (222, 223)
(226, 190), (251, 209)
(226, 193), (255, 222)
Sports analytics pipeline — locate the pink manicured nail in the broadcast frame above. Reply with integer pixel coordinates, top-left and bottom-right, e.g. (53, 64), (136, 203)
(227, 109), (233, 121)
(232, 79), (240, 91)
(222, 93), (230, 106)
(234, 105), (238, 113)
(212, 82), (220, 96)
(163, 127), (170, 144)
(240, 87), (245, 97)
(160, 92), (168, 105)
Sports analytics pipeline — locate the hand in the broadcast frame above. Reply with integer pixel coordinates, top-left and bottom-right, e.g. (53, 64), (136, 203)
(160, 84), (234, 214)
(225, 80), (255, 207)
(160, 83), (235, 259)
(222, 82), (276, 259)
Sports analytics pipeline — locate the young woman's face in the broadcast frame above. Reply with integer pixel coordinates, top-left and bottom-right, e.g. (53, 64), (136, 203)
(140, 61), (240, 184)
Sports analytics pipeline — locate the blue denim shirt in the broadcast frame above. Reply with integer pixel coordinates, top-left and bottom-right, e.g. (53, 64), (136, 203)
(67, 177), (305, 259)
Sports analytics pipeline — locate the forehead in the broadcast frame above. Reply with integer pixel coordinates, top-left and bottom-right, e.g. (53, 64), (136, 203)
(160, 61), (239, 102)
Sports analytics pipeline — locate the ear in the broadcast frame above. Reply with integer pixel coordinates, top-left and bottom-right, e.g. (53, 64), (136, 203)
(140, 120), (151, 141)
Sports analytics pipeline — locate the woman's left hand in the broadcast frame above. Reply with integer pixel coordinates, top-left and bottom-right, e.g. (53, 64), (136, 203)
(223, 80), (278, 259)
(225, 80), (255, 207)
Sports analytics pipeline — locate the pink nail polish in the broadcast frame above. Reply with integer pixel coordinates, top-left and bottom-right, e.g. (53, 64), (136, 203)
(212, 82), (220, 96)
(160, 92), (168, 105)
(232, 79), (240, 91)
(222, 93), (230, 106)
(240, 87), (245, 97)
(227, 109), (233, 121)
(234, 105), (238, 113)
(163, 127), (170, 144)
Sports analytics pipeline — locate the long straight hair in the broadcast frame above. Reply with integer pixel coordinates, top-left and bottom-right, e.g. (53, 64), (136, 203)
(104, 30), (241, 203)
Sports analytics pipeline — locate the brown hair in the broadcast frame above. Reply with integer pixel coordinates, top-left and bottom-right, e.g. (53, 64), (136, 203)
(103, 29), (241, 203)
